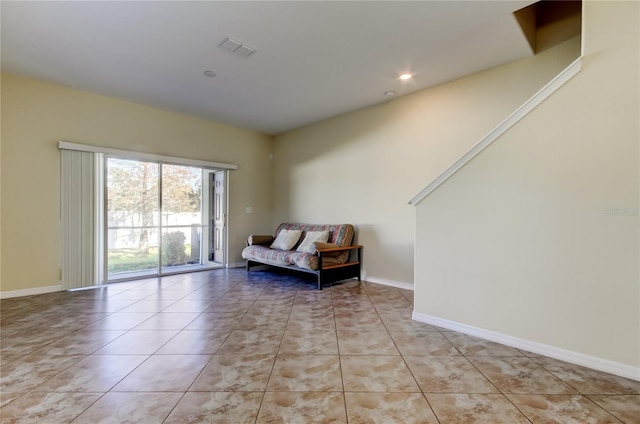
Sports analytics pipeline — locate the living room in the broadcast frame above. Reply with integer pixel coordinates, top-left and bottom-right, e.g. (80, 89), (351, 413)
(0, 0), (638, 421)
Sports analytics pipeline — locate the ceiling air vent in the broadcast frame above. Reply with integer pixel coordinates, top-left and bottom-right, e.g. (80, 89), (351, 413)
(219, 36), (256, 58)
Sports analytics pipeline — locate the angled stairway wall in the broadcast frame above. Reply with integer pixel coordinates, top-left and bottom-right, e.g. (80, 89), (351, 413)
(412, 1), (639, 379)
(274, 35), (580, 287)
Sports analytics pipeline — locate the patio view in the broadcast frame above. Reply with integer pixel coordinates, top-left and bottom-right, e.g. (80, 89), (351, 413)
(106, 158), (206, 280)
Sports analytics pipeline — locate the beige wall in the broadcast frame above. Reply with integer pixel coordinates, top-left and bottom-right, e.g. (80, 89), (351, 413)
(414, 1), (639, 370)
(0, 73), (3, 292)
(0, 74), (273, 293)
(274, 36), (580, 286)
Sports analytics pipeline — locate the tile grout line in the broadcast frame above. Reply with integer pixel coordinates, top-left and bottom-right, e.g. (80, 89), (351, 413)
(333, 282), (350, 423)
(366, 283), (443, 424)
(251, 281), (296, 423)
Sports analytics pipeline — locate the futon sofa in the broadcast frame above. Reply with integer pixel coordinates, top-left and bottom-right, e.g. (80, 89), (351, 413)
(242, 223), (362, 289)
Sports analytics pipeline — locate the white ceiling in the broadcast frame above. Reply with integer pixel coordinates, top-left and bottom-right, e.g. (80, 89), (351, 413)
(1, 1), (536, 135)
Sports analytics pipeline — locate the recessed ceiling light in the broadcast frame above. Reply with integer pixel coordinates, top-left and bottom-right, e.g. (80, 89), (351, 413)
(384, 91), (396, 97)
(203, 70), (217, 78)
(399, 73), (413, 80)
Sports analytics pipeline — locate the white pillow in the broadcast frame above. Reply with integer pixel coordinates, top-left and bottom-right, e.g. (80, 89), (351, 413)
(270, 229), (303, 251)
(296, 230), (330, 254)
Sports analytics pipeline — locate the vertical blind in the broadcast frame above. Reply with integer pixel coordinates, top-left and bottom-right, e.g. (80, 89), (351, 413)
(60, 149), (97, 289)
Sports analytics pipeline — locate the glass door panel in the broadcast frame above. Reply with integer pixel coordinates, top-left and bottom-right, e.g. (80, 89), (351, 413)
(106, 158), (159, 280)
(160, 164), (205, 272)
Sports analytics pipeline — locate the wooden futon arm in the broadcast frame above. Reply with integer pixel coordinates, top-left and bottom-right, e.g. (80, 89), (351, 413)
(316, 245), (363, 255)
(317, 245), (363, 276)
(247, 234), (275, 246)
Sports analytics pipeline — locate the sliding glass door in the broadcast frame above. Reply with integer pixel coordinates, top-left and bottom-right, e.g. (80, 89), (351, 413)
(160, 164), (203, 273)
(105, 157), (223, 281)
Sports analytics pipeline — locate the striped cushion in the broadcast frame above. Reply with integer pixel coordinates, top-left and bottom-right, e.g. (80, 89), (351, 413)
(242, 245), (296, 266)
(291, 252), (342, 271)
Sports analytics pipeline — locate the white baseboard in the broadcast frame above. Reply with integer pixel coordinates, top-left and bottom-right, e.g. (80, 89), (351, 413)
(363, 275), (414, 291)
(227, 262), (246, 269)
(0, 285), (63, 299)
(413, 311), (639, 382)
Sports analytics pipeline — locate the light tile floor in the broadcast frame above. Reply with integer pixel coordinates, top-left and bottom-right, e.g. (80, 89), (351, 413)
(1, 269), (638, 423)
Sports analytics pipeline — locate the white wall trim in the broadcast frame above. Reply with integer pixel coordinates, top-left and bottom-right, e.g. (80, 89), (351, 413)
(58, 141), (238, 170)
(363, 275), (414, 290)
(227, 262), (247, 269)
(0, 285), (63, 299)
(413, 311), (640, 381)
(409, 56), (582, 206)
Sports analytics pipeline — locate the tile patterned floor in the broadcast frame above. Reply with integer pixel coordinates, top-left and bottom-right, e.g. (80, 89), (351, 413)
(1, 269), (639, 423)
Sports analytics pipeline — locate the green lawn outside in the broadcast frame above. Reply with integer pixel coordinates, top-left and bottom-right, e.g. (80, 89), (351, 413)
(107, 246), (193, 273)
(107, 247), (158, 273)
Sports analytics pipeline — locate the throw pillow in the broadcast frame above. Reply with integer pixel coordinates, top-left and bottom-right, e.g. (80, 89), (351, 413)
(270, 229), (303, 251)
(296, 231), (330, 254)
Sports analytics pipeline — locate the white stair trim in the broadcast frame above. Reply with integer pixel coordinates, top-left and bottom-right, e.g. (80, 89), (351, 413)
(413, 311), (640, 381)
(409, 56), (582, 206)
